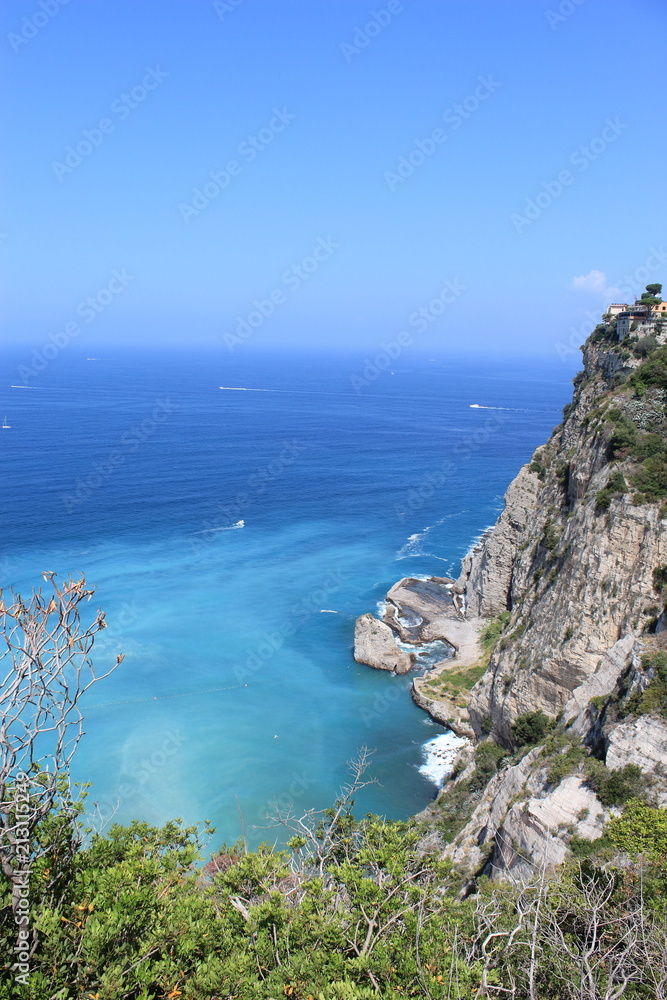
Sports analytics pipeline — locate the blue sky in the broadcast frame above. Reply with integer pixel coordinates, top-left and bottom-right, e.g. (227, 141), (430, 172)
(2, 0), (666, 358)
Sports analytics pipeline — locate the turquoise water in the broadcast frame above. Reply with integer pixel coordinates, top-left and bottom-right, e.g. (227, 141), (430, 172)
(0, 349), (575, 846)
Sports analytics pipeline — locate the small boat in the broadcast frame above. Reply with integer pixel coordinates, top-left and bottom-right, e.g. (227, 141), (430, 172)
(1, 416), (10, 429)
(469, 404), (481, 408)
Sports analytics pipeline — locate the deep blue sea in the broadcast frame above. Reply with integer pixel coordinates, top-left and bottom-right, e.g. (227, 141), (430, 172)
(0, 348), (576, 848)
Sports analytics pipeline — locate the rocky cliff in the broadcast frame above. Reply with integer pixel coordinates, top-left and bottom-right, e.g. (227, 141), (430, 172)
(419, 328), (667, 880)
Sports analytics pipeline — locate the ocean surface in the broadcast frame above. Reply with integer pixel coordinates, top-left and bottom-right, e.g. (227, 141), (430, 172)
(0, 348), (576, 848)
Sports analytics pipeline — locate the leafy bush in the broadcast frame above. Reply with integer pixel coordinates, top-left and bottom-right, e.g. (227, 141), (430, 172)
(653, 566), (667, 593)
(479, 612), (511, 651)
(510, 710), (553, 749)
(546, 743), (587, 786)
(608, 798), (667, 861)
(595, 471), (626, 511)
(624, 650), (667, 718)
(606, 413), (638, 460)
(542, 521), (559, 553)
(629, 345), (667, 394)
(631, 453), (667, 502)
(469, 741), (507, 790)
(584, 760), (646, 807)
(595, 488), (613, 510)
(569, 832), (613, 858)
(635, 335), (658, 357)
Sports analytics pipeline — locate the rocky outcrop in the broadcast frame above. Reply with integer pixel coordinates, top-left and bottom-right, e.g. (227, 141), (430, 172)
(383, 577), (458, 642)
(382, 576), (481, 666)
(606, 716), (667, 806)
(355, 577), (486, 731)
(453, 469), (541, 619)
(427, 336), (667, 878)
(443, 747), (610, 881)
(354, 614), (415, 674)
(411, 681), (476, 740)
(454, 343), (667, 746)
(487, 773), (608, 881)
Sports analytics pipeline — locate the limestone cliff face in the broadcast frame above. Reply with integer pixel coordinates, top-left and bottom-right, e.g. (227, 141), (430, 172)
(429, 338), (667, 879)
(455, 342), (667, 746)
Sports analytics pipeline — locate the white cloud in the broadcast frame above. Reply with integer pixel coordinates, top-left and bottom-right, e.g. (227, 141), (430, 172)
(572, 269), (607, 293)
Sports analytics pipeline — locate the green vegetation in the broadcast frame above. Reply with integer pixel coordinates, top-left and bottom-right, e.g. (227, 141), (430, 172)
(479, 611), (511, 651)
(542, 520), (559, 554)
(420, 661), (487, 707)
(510, 710), (553, 749)
(607, 797), (667, 862)
(628, 344), (667, 395)
(623, 650), (667, 718)
(5, 781), (667, 999)
(596, 350), (667, 503)
(583, 760), (647, 808)
(595, 469), (627, 511)
(421, 613), (510, 707)
(653, 565), (667, 594)
(634, 335), (658, 357)
(433, 739), (508, 841)
(605, 409), (639, 461)
(469, 740), (507, 790)
(545, 742), (587, 786)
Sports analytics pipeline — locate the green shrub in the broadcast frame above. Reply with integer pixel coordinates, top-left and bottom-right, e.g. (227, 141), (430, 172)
(624, 651), (667, 718)
(608, 798), (667, 861)
(629, 345), (667, 394)
(607, 470), (627, 492)
(634, 335), (658, 357)
(584, 760), (646, 807)
(595, 488), (613, 510)
(631, 453), (667, 501)
(510, 710), (553, 749)
(479, 612), (511, 651)
(546, 743), (587, 785)
(542, 521), (559, 553)
(606, 413), (638, 460)
(470, 740), (507, 789)
(569, 832), (613, 858)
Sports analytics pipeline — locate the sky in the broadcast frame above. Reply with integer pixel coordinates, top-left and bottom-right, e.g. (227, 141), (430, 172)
(2, 0), (667, 360)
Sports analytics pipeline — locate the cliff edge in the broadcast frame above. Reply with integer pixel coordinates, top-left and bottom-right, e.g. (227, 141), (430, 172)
(419, 314), (667, 880)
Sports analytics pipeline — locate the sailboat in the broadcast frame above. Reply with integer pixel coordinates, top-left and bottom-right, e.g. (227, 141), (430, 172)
(1, 416), (10, 429)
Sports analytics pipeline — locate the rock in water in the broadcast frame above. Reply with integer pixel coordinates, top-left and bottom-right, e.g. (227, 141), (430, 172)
(353, 613), (415, 674)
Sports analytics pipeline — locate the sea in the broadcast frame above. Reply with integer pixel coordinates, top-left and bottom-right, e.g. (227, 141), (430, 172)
(0, 348), (576, 848)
